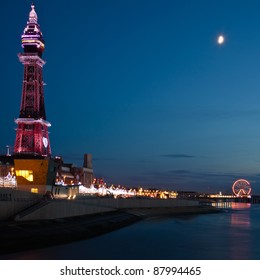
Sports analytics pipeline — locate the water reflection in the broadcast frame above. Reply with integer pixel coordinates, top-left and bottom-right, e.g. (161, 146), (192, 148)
(212, 203), (251, 226)
(229, 205), (252, 259)
(212, 201), (233, 208)
(212, 202), (251, 209)
(231, 211), (250, 227)
(230, 202), (251, 210)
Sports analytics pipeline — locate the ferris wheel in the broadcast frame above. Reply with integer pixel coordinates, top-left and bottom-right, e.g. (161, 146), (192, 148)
(232, 179), (251, 197)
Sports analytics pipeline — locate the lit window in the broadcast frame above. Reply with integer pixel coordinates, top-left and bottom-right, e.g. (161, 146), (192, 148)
(31, 188), (38, 193)
(16, 170), (33, 182)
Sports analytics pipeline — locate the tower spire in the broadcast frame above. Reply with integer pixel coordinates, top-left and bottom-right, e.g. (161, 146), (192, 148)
(14, 4), (51, 156)
(29, 3), (38, 23)
(21, 2), (44, 57)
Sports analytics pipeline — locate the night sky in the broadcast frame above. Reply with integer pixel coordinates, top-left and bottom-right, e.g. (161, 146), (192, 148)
(1, 0), (260, 193)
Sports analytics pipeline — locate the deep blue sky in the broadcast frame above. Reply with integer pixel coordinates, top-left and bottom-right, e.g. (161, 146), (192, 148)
(1, 0), (260, 193)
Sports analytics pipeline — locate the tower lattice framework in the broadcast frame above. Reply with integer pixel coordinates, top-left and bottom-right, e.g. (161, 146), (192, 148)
(14, 4), (51, 156)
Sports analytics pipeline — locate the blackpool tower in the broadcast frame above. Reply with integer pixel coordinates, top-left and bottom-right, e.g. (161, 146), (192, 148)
(14, 4), (51, 156)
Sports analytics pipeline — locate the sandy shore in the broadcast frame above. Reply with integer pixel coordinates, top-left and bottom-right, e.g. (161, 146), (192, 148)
(0, 205), (220, 257)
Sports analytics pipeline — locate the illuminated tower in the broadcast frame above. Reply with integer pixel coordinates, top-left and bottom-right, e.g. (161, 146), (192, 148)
(14, 4), (51, 156)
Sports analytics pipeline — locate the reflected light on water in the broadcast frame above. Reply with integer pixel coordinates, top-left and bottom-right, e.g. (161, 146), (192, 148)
(231, 212), (250, 227)
(212, 202), (251, 226)
(231, 203), (251, 209)
(211, 202), (252, 259)
(212, 202), (251, 209)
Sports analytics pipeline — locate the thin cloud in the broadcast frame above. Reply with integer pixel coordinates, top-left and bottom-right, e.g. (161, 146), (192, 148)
(170, 170), (192, 174)
(93, 157), (116, 161)
(161, 154), (196, 158)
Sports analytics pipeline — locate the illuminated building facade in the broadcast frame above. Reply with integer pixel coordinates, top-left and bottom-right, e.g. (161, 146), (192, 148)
(14, 4), (51, 156)
(55, 154), (94, 187)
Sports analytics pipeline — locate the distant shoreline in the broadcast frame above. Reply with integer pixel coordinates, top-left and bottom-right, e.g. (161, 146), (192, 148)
(0, 205), (219, 258)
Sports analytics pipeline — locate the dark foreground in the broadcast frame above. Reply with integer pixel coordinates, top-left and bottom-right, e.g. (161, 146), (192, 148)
(0, 205), (218, 257)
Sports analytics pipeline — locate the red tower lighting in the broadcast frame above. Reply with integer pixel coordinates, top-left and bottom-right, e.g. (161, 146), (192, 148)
(14, 4), (51, 156)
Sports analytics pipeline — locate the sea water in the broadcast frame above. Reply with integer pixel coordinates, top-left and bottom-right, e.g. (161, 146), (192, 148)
(4, 203), (260, 260)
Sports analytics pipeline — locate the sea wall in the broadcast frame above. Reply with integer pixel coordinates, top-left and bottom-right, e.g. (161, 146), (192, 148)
(0, 188), (41, 220)
(15, 196), (199, 221)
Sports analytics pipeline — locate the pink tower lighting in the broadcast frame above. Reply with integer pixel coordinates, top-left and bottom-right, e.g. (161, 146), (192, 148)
(14, 4), (51, 156)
